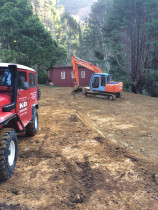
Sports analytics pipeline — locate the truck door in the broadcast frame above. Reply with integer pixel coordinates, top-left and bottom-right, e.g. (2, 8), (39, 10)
(28, 71), (37, 110)
(16, 70), (30, 127)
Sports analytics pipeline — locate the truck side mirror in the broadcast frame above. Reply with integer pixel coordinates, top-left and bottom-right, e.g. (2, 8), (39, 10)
(24, 81), (29, 90)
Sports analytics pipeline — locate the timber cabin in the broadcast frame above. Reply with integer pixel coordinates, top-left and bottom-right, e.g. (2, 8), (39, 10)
(47, 65), (93, 87)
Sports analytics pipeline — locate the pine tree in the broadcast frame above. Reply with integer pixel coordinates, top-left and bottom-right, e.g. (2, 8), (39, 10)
(0, 0), (66, 69)
(103, 0), (155, 93)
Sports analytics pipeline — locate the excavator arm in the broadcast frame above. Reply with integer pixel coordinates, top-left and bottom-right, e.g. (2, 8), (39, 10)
(72, 56), (102, 88)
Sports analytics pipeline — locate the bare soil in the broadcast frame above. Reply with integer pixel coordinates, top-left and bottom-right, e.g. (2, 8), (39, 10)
(0, 86), (158, 210)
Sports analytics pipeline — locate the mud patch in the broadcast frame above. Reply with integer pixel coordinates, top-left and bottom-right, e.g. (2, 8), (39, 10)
(58, 156), (107, 206)
(69, 114), (79, 122)
(19, 149), (52, 159)
(94, 136), (105, 144)
(0, 203), (27, 210)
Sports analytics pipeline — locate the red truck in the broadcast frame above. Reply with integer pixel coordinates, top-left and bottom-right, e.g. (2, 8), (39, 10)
(0, 63), (40, 180)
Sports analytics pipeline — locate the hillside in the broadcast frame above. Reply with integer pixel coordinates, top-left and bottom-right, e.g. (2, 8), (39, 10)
(29, 0), (95, 32)
(60, 0), (95, 20)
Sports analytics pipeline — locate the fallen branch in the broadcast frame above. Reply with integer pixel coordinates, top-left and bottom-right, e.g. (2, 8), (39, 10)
(152, 196), (158, 201)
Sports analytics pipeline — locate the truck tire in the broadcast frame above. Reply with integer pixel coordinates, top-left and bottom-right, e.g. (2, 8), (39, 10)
(37, 86), (41, 101)
(0, 129), (18, 181)
(25, 109), (38, 136)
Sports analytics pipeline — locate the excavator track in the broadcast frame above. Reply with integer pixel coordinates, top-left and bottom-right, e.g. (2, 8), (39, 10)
(84, 88), (117, 100)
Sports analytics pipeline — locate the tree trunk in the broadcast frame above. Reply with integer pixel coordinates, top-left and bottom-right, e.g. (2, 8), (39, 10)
(131, 84), (137, 93)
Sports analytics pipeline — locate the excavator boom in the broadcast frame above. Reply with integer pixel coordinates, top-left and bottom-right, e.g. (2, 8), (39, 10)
(72, 56), (102, 88)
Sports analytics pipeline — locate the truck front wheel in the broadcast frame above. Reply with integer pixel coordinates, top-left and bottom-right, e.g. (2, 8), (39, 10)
(25, 109), (38, 136)
(0, 129), (18, 181)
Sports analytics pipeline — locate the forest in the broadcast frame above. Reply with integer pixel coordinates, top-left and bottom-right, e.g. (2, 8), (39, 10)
(0, 0), (158, 96)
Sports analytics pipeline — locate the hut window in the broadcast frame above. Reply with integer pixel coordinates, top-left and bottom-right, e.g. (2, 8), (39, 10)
(81, 71), (85, 78)
(48, 70), (50, 77)
(71, 71), (75, 79)
(61, 71), (65, 79)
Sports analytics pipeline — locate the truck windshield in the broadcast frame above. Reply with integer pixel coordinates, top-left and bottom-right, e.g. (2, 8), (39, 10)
(0, 68), (12, 86)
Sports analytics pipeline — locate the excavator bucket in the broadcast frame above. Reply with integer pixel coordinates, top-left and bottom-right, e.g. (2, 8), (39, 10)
(74, 86), (83, 93)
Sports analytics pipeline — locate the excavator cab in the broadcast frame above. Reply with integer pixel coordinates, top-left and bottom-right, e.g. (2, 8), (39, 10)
(90, 73), (112, 92)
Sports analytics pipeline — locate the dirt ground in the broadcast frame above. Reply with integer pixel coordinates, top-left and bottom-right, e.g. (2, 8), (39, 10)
(0, 86), (158, 210)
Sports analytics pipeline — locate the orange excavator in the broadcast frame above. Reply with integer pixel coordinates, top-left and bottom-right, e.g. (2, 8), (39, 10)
(72, 56), (123, 100)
